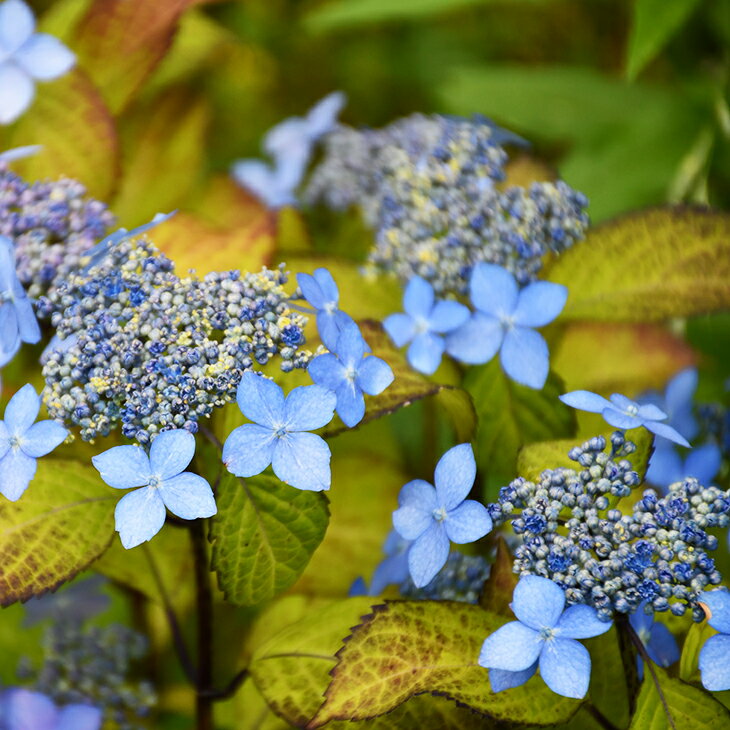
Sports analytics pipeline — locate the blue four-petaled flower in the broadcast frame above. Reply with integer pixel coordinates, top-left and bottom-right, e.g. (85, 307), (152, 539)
(223, 371), (336, 491)
(297, 267), (354, 349)
(0, 383), (68, 501)
(384, 276), (470, 375)
(698, 588), (730, 691)
(0, 234), (41, 365)
(392, 443), (492, 587)
(308, 320), (393, 427)
(92, 429), (217, 549)
(479, 575), (611, 698)
(446, 263), (567, 389)
(0, 687), (102, 730)
(0, 0), (76, 124)
(559, 390), (691, 447)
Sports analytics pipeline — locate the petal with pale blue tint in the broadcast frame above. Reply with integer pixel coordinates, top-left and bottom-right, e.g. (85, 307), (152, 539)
(236, 372), (285, 427)
(489, 662), (537, 693)
(296, 271), (328, 309)
(540, 638), (591, 699)
(316, 310), (342, 351)
(408, 521), (450, 587)
(308, 353), (346, 391)
(609, 392), (639, 412)
(0, 421), (9, 460)
(20, 419), (67, 457)
(114, 487), (167, 549)
(334, 319), (366, 366)
(383, 312), (415, 348)
(312, 267), (340, 304)
(15, 33), (75, 80)
(0, 300), (19, 353)
(446, 312), (503, 365)
(501, 326), (549, 389)
(403, 276), (434, 319)
(222, 424), (275, 477)
(393, 480), (436, 539)
(0, 144), (41, 162)
(665, 367), (698, 438)
(332, 380), (363, 427)
(470, 263), (518, 317)
(1, 688), (57, 730)
(512, 575), (565, 630)
(434, 443), (476, 510)
(159, 473), (217, 521)
(700, 589), (730, 634)
(356, 355), (393, 396)
(637, 403), (667, 422)
(428, 299), (470, 334)
(285, 384), (336, 431)
(13, 293), (40, 344)
(645, 622), (679, 668)
(407, 332), (444, 375)
(0, 1), (35, 54)
(646, 444), (682, 488)
(478, 621), (543, 672)
(0, 62), (34, 125)
(263, 117), (309, 158)
(559, 390), (613, 413)
(4, 383), (40, 434)
(231, 160), (291, 208)
(699, 634), (730, 691)
(370, 550), (410, 594)
(305, 91), (346, 137)
(684, 443), (721, 484)
(445, 500), (492, 543)
(92, 445), (151, 489)
(0, 446), (35, 500)
(56, 704), (103, 730)
(644, 420), (690, 448)
(556, 604), (611, 639)
(602, 407), (642, 430)
(149, 429), (195, 479)
(512, 282), (567, 327)
(272, 431), (331, 491)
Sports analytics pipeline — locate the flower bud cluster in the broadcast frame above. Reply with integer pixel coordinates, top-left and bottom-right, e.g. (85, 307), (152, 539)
(489, 432), (728, 621)
(41, 237), (310, 443)
(0, 162), (114, 299)
(400, 551), (491, 604)
(305, 114), (589, 295)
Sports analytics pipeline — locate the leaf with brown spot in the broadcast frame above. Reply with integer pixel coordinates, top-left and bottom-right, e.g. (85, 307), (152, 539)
(309, 601), (580, 727)
(0, 459), (115, 606)
(0, 69), (119, 200)
(553, 322), (696, 394)
(73, 0), (192, 114)
(546, 207), (730, 322)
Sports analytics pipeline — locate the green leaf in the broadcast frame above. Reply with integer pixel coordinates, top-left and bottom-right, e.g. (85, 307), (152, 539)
(0, 459), (115, 606)
(517, 427), (654, 484)
(464, 360), (575, 493)
(72, 0), (192, 114)
(553, 322), (696, 394)
(626, 0), (702, 80)
(0, 69), (120, 200)
(546, 207), (730, 322)
(310, 601), (580, 727)
(305, 0), (488, 34)
(209, 473), (329, 606)
(629, 667), (730, 729)
(249, 597), (377, 726)
(584, 628), (631, 730)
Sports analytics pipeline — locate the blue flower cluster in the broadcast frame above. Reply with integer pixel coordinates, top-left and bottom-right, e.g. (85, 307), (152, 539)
(490, 432), (729, 621)
(0, 160), (114, 299)
(40, 235), (310, 443)
(306, 113), (589, 296)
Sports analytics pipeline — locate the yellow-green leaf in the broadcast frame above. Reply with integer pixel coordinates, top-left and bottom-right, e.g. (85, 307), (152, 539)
(209, 473), (329, 606)
(629, 667), (730, 729)
(546, 207), (730, 322)
(310, 601), (580, 727)
(0, 69), (119, 200)
(0, 459), (115, 605)
(553, 322), (696, 394)
(517, 427), (654, 484)
(584, 628), (631, 730)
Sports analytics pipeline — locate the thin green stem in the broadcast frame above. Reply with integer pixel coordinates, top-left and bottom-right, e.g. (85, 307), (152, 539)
(191, 519), (214, 730)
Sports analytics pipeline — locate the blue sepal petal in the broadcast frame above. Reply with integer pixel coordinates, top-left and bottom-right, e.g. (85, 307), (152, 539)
(114, 488), (167, 550)
(407, 521), (450, 588)
(272, 431), (331, 491)
(434, 442), (476, 511)
(478, 621), (543, 672)
(512, 575), (565, 630)
(539, 638), (591, 699)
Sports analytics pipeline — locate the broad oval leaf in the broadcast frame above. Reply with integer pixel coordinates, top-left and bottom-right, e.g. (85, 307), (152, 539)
(0, 459), (115, 606)
(209, 473), (329, 606)
(546, 207), (730, 322)
(310, 601), (580, 727)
